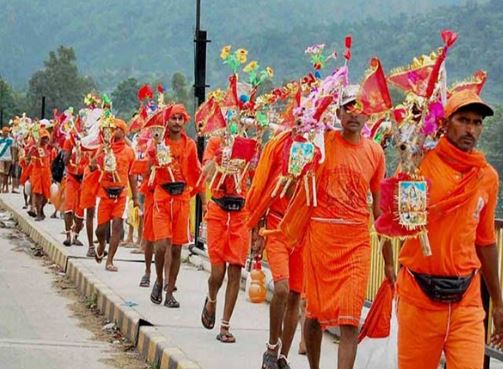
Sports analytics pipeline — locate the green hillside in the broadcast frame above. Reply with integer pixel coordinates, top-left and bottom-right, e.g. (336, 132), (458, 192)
(0, 0), (494, 97)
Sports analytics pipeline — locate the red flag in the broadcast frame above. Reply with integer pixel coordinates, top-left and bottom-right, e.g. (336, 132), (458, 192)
(195, 97), (215, 126)
(201, 104), (226, 134)
(448, 70), (487, 97)
(357, 58), (392, 115)
(128, 114), (145, 133)
(231, 136), (257, 162)
(222, 74), (239, 108)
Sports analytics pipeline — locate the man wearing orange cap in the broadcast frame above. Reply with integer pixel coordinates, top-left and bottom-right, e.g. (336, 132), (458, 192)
(280, 85), (386, 369)
(0, 127), (14, 193)
(149, 104), (201, 308)
(28, 128), (54, 221)
(92, 119), (138, 271)
(62, 135), (87, 246)
(246, 130), (305, 369)
(383, 90), (503, 369)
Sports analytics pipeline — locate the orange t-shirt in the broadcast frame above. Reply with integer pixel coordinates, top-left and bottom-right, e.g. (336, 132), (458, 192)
(312, 131), (385, 224)
(397, 141), (499, 309)
(203, 136), (249, 199)
(151, 133), (201, 202)
(97, 141), (135, 198)
(29, 144), (53, 169)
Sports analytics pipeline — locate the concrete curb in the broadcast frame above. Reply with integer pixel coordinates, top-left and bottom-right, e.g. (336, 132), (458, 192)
(0, 197), (203, 369)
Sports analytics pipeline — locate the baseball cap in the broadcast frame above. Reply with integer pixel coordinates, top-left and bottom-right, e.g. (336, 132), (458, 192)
(341, 84), (360, 106)
(445, 90), (493, 118)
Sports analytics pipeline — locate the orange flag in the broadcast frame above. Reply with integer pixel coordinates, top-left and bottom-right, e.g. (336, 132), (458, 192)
(449, 70), (487, 97)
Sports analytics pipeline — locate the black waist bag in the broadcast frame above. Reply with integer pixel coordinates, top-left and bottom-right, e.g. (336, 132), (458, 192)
(161, 182), (186, 196)
(71, 173), (84, 183)
(104, 187), (124, 200)
(212, 196), (245, 212)
(410, 270), (475, 303)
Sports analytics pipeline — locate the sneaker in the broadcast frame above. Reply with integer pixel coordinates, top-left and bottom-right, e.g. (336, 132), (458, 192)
(261, 351), (279, 369)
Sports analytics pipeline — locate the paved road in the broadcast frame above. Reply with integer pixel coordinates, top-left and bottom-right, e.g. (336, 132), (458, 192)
(0, 226), (122, 369)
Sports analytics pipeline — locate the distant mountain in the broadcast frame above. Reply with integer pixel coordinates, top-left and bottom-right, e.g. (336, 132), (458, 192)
(1, 0), (498, 101)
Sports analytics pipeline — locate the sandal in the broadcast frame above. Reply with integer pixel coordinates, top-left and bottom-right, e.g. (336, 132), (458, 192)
(95, 248), (106, 264)
(105, 264), (118, 272)
(86, 247), (96, 258)
(139, 274), (150, 288)
(261, 352), (279, 369)
(63, 238), (72, 247)
(201, 297), (216, 330)
(150, 281), (163, 305)
(164, 294), (180, 308)
(277, 356), (291, 369)
(27, 210), (36, 217)
(216, 321), (235, 343)
(72, 237), (84, 246)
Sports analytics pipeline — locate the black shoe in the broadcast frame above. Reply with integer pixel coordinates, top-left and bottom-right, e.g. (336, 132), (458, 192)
(150, 282), (162, 305)
(261, 351), (279, 369)
(72, 238), (84, 246)
(63, 239), (72, 247)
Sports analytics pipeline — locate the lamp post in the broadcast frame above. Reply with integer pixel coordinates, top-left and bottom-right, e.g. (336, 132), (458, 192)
(193, 0), (210, 251)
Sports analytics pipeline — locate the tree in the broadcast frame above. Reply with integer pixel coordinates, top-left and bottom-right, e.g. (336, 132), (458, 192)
(111, 78), (141, 120)
(479, 104), (503, 217)
(0, 77), (27, 125)
(26, 46), (96, 118)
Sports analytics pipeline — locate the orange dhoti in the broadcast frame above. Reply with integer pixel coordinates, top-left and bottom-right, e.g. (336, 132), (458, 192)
(64, 174), (84, 218)
(397, 270), (486, 369)
(30, 167), (51, 198)
(303, 222), (370, 328)
(20, 162), (31, 185)
(97, 195), (127, 225)
(153, 196), (191, 245)
(142, 192), (155, 243)
(80, 169), (100, 210)
(265, 213), (304, 293)
(205, 201), (250, 267)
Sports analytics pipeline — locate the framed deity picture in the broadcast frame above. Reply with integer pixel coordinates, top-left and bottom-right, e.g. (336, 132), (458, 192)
(288, 141), (315, 177)
(397, 180), (427, 229)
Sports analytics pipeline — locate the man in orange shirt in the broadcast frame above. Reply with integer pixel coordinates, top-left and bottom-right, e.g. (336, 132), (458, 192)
(383, 90), (503, 369)
(200, 133), (253, 344)
(148, 104), (201, 307)
(280, 85), (385, 369)
(92, 119), (138, 271)
(29, 129), (54, 221)
(247, 130), (304, 369)
(62, 136), (87, 246)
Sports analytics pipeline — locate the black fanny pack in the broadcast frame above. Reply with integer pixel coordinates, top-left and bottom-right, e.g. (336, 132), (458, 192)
(161, 182), (186, 196)
(212, 196), (245, 212)
(104, 186), (124, 200)
(71, 173), (84, 183)
(410, 269), (475, 304)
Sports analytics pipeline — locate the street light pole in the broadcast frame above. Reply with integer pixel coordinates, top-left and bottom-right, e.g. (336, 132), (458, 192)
(193, 0), (210, 251)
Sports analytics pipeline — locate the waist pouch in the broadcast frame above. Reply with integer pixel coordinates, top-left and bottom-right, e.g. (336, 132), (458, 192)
(212, 196), (245, 212)
(410, 269), (475, 303)
(71, 173), (84, 183)
(104, 186), (124, 200)
(161, 182), (186, 196)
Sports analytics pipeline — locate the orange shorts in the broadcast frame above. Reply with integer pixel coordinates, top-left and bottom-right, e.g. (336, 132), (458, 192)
(64, 175), (84, 218)
(142, 193), (155, 243)
(398, 297), (485, 369)
(80, 170), (100, 210)
(205, 201), (250, 267)
(265, 213), (303, 293)
(30, 168), (51, 198)
(97, 196), (127, 225)
(153, 198), (190, 244)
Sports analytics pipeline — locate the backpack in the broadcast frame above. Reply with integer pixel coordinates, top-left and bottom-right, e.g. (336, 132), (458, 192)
(51, 150), (66, 183)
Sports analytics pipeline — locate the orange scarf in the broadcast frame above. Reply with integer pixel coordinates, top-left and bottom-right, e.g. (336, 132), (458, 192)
(429, 137), (487, 219)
